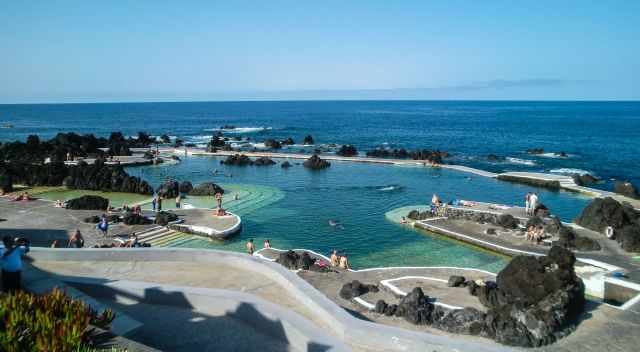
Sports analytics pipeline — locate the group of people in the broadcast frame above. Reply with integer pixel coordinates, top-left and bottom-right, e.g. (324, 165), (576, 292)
(9, 192), (34, 202)
(51, 229), (85, 248)
(330, 250), (350, 270)
(526, 224), (546, 243)
(524, 192), (539, 216)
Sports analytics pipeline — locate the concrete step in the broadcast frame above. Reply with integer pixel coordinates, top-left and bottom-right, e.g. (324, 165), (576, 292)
(139, 230), (175, 243)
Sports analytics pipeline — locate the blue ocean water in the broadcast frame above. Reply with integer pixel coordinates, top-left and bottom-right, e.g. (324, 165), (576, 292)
(1, 101), (638, 271)
(2, 101), (639, 189)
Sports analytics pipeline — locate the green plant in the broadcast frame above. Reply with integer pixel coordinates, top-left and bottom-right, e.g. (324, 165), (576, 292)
(0, 288), (116, 352)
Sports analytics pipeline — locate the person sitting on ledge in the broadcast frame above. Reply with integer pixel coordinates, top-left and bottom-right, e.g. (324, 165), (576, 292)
(11, 192), (33, 202)
(51, 240), (59, 248)
(263, 239), (271, 249)
(400, 216), (408, 224)
(526, 225), (536, 241)
(330, 250), (339, 267)
(339, 253), (350, 270)
(246, 239), (255, 255)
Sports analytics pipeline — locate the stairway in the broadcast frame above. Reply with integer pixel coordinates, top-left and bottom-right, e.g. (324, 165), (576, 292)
(136, 226), (186, 247)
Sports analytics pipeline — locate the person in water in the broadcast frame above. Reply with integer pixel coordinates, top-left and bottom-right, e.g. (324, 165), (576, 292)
(263, 239), (271, 249)
(330, 250), (339, 267)
(68, 229), (84, 248)
(246, 239), (255, 255)
(339, 254), (350, 270)
(1, 236), (30, 292)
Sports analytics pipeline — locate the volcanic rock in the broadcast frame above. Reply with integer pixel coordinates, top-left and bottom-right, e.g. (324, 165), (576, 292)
(264, 139), (282, 149)
(339, 280), (379, 300)
(221, 154), (253, 166)
(303, 135), (314, 145)
(281, 161), (292, 168)
(448, 275), (466, 287)
(336, 145), (358, 157)
(303, 155), (330, 170)
(614, 181), (640, 199)
(179, 181), (193, 194)
(253, 157), (276, 166)
(156, 180), (180, 198)
(123, 213), (152, 225)
(188, 182), (224, 196)
(497, 214), (519, 229)
(155, 211), (178, 225)
(65, 195), (109, 210)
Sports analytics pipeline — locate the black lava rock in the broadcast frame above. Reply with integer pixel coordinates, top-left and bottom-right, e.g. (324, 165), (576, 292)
(339, 280), (379, 300)
(303, 154), (331, 170)
(65, 195), (109, 210)
(188, 182), (224, 196)
(447, 275), (466, 287)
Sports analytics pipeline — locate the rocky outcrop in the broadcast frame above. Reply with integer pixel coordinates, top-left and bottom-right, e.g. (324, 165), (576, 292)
(366, 148), (410, 159)
(303, 155), (330, 170)
(188, 182), (224, 196)
(365, 148), (447, 163)
(497, 214), (519, 229)
(575, 197), (640, 252)
(263, 139), (282, 149)
(614, 181), (640, 199)
(545, 216), (601, 251)
(374, 247), (585, 347)
(339, 280), (379, 300)
(123, 213), (152, 225)
(447, 275), (466, 287)
(281, 138), (295, 145)
(572, 174), (598, 186)
(276, 250), (319, 271)
(303, 135), (314, 145)
(281, 161), (292, 168)
(156, 180), (180, 198)
(221, 154), (253, 166)
(179, 181), (193, 194)
(487, 154), (505, 161)
(65, 195), (109, 210)
(253, 157), (276, 166)
(207, 136), (226, 152)
(336, 145), (358, 157)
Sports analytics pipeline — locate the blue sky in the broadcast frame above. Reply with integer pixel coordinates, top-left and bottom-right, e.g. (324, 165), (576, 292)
(1, 1), (638, 103)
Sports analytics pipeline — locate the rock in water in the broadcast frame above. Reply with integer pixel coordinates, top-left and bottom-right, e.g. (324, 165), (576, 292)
(614, 181), (640, 199)
(188, 182), (224, 196)
(221, 154), (253, 166)
(572, 173), (598, 186)
(253, 157), (276, 166)
(336, 144), (358, 157)
(303, 154), (330, 170)
(65, 195), (109, 210)
(281, 161), (292, 168)
(303, 135), (314, 145)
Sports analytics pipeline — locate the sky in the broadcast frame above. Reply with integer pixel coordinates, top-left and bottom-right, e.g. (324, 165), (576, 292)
(1, 1), (638, 103)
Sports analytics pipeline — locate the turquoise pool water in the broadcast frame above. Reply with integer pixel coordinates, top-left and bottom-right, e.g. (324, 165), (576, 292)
(127, 156), (591, 272)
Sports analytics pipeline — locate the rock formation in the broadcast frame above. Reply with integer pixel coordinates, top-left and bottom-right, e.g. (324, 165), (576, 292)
(614, 181), (640, 199)
(336, 145), (358, 157)
(365, 148), (447, 164)
(123, 213), (152, 225)
(263, 139), (282, 149)
(156, 180), (180, 198)
(575, 197), (640, 252)
(303, 135), (314, 145)
(179, 181), (193, 194)
(221, 154), (253, 166)
(303, 155), (330, 170)
(526, 148), (545, 155)
(154, 211), (178, 225)
(281, 137), (295, 145)
(65, 195), (109, 210)
(496, 214), (519, 229)
(281, 161), (292, 168)
(275, 250), (326, 271)
(253, 157), (276, 166)
(188, 182), (224, 196)
(572, 174), (598, 186)
(339, 280), (379, 300)
(374, 247), (586, 347)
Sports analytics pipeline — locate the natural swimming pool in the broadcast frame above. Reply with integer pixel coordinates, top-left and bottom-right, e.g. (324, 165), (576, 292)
(122, 155), (592, 272)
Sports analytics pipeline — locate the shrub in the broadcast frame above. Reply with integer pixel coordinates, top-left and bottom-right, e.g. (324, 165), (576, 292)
(0, 288), (115, 352)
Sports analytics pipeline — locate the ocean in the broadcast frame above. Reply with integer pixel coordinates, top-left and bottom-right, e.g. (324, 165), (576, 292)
(1, 100), (638, 270)
(2, 100), (639, 189)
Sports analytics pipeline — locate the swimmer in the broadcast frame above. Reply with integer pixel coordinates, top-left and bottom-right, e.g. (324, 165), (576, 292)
(234, 193), (239, 201)
(246, 239), (255, 255)
(400, 216), (408, 224)
(263, 239), (271, 249)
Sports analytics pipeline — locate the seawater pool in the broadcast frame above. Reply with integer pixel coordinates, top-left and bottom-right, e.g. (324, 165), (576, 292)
(121, 155), (592, 272)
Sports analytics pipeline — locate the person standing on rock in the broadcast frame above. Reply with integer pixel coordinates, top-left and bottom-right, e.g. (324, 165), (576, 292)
(246, 239), (255, 255)
(525, 192), (531, 215)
